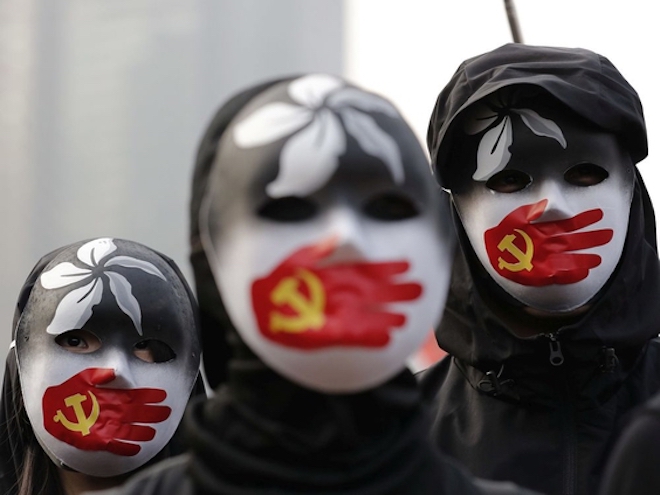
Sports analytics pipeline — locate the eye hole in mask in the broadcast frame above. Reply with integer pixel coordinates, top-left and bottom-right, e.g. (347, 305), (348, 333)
(486, 169), (532, 193)
(363, 192), (419, 221)
(134, 339), (176, 363)
(55, 329), (101, 354)
(563, 163), (609, 187)
(257, 196), (318, 222)
(55, 330), (176, 363)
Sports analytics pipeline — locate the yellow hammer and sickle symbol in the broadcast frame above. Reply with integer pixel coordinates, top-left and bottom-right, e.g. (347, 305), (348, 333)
(497, 228), (534, 272)
(53, 391), (100, 436)
(269, 268), (326, 333)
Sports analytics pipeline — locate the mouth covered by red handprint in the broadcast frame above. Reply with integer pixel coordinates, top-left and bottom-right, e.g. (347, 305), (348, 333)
(251, 238), (422, 349)
(42, 368), (171, 456)
(484, 199), (613, 286)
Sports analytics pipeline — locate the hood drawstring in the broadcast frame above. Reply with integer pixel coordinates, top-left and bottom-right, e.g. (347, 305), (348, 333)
(599, 347), (619, 373)
(478, 365), (514, 396)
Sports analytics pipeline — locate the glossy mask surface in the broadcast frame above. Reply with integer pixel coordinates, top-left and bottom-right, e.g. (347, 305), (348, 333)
(15, 238), (200, 476)
(451, 93), (634, 312)
(200, 74), (454, 393)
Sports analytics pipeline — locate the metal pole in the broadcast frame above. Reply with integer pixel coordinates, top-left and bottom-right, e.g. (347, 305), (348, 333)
(503, 0), (524, 43)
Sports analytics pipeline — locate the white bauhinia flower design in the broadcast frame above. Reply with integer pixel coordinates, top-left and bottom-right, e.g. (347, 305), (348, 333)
(232, 73), (405, 198)
(39, 238), (166, 336)
(463, 94), (567, 181)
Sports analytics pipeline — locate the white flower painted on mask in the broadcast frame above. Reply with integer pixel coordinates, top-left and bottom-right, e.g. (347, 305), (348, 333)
(463, 92), (567, 181)
(233, 73), (405, 198)
(40, 238), (166, 336)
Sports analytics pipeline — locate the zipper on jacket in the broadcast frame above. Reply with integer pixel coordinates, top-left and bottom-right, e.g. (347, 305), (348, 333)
(544, 332), (577, 494)
(548, 333), (565, 366)
(560, 378), (577, 495)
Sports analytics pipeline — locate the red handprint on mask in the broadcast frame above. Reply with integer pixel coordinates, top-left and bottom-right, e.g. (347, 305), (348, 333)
(43, 368), (171, 456)
(251, 237), (422, 349)
(484, 199), (613, 286)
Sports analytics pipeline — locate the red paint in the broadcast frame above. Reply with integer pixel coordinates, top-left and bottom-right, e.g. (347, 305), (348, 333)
(484, 199), (613, 286)
(42, 368), (170, 456)
(252, 238), (422, 349)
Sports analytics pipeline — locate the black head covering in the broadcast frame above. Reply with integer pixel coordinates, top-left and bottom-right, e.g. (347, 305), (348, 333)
(0, 239), (206, 495)
(428, 43), (647, 188)
(424, 43), (660, 384)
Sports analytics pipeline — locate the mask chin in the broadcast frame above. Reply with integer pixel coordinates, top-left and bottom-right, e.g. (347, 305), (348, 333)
(497, 278), (606, 314)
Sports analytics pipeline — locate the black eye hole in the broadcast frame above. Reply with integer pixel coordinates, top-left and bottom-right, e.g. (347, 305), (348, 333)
(363, 193), (419, 220)
(55, 329), (101, 354)
(257, 196), (318, 222)
(134, 339), (175, 363)
(564, 163), (609, 187)
(485, 169), (532, 193)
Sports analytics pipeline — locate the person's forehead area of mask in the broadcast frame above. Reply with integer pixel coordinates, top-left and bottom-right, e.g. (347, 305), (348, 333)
(204, 80), (443, 235)
(447, 91), (635, 200)
(17, 242), (198, 367)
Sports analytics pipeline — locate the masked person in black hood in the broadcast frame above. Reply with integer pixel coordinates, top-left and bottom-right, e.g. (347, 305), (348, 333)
(419, 42), (660, 495)
(0, 238), (204, 495)
(89, 74), (541, 495)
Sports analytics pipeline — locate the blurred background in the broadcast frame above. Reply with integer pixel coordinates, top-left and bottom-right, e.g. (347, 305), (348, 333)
(1, 0), (657, 381)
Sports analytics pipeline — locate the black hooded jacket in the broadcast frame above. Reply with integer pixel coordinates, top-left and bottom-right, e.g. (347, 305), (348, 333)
(419, 43), (660, 495)
(89, 75), (541, 495)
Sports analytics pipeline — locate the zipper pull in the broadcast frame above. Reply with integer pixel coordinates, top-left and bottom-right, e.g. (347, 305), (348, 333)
(549, 339), (564, 366)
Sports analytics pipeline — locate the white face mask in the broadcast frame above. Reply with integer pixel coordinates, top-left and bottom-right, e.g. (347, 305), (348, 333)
(451, 96), (634, 313)
(200, 74), (454, 393)
(16, 238), (200, 477)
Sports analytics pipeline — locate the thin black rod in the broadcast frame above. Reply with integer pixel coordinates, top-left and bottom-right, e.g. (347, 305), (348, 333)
(503, 0), (524, 43)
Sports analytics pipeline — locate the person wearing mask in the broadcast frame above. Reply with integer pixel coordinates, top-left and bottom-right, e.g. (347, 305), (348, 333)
(0, 237), (204, 495)
(90, 73), (539, 495)
(419, 42), (660, 495)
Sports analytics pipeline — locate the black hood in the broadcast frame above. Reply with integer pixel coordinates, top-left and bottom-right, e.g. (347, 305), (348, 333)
(428, 43), (647, 188)
(425, 43), (660, 370)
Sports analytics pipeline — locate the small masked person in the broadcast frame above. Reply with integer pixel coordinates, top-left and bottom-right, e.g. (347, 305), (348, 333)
(92, 74), (540, 495)
(0, 238), (204, 495)
(419, 42), (660, 495)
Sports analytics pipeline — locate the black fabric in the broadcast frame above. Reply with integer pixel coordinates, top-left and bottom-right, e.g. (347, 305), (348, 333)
(598, 391), (660, 495)
(185, 369), (446, 495)
(94, 391), (541, 495)
(420, 43), (660, 495)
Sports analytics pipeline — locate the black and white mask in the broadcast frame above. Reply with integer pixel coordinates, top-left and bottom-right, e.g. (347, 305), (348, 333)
(15, 238), (200, 476)
(450, 91), (634, 312)
(199, 74), (455, 393)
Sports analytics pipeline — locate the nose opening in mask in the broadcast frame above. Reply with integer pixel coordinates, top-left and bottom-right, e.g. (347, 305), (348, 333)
(535, 180), (574, 222)
(323, 205), (371, 263)
(100, 349), (137, 388)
